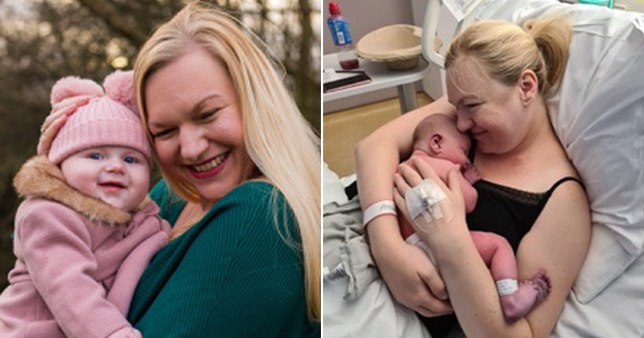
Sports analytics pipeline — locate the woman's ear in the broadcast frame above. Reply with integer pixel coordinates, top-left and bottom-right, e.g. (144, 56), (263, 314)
(518, 69), (538, 105)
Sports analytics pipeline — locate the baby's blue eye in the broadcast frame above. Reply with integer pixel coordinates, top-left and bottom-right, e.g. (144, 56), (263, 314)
(89, 153), (102, 160)
(124, 156), (136, 164)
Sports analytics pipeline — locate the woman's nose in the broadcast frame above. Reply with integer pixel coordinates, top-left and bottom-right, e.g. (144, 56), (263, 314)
(456, 114), (473, 133)
(179, 126), (208, 161)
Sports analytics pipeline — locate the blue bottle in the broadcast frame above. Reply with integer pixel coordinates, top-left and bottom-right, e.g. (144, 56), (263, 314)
(578, 0), (613, 7)
(327, 2), (359, 69)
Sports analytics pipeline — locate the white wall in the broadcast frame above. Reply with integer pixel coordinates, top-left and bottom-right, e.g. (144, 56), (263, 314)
(322, 0), (644, 112)
(615, 0), (644, 12)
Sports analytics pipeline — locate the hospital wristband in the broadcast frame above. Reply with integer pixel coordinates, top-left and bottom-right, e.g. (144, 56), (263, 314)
(362, 200), (397, 228)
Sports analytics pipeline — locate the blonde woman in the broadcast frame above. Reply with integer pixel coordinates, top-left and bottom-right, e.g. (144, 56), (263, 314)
(356, 17), (590, 337)
(40, 2), (320, 337)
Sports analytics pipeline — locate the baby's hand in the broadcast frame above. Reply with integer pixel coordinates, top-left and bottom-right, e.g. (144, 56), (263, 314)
(461, 162), (481, 184)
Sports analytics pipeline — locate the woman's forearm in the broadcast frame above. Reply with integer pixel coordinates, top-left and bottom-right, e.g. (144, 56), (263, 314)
(354, 116), (411, 211)
(356, 97), (465, 314)
(354, 134), (403, 246)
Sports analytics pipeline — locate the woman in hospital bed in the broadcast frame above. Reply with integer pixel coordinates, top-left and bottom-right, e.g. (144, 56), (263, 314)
(356, 15), (591, 337)
(325, 0), (644, 337)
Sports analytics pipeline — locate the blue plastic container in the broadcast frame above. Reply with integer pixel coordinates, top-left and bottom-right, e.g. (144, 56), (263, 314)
(578, 0), (613, 8)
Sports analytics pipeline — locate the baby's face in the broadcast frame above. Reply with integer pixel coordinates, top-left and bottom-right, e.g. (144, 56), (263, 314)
(439, 131), (471, 167)
(416, 119), (472, 167)
(60, 146), (150, 212)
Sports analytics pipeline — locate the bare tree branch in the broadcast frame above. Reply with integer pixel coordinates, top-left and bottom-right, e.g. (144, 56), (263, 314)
(75, 0), (148, 45)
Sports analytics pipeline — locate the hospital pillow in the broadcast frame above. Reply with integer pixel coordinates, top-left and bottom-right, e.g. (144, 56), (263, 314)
(475, 0), (644, 303)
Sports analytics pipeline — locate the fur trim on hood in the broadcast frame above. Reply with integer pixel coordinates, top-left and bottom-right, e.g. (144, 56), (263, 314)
(13, 155), (131, 225)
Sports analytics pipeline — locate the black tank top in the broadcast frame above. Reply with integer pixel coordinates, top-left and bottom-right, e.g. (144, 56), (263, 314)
(468, 177), (582, 251)
(423, 176), (583, 337)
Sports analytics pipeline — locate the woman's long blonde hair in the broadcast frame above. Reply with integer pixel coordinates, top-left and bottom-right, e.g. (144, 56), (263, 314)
(133, 2), (320, 320)
(445, 16), (572, 100)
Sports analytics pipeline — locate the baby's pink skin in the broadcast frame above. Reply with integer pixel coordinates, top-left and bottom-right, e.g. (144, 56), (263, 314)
(397, 150), (551, 323)
(500, 270), (551, 322)
(461, 162), (481, 185)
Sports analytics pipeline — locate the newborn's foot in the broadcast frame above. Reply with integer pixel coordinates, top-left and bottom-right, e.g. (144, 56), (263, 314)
(500, 270), (551, 322)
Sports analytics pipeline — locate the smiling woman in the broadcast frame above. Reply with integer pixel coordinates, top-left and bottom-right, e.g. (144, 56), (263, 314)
(144, 47), (256, 207)
(344, 15), (589, 338)
(127, 2), (321, 337)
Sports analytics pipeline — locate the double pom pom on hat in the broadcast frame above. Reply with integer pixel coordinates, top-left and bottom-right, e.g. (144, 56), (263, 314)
(47, 71), (152, 165)
(50, 70), (139, 114)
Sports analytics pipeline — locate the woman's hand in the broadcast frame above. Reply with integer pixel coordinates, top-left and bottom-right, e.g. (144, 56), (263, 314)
(394, 157), (470, 260)
(368, 224), (453, 317)
(37, 95), (90, 156)
(395, 157), (467, 237)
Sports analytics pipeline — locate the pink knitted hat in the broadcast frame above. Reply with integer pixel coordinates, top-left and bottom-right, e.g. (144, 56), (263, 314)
(48, 70), (152, 165)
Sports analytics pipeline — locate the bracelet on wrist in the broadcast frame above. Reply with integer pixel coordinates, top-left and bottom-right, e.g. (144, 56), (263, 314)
(363, 200), (397, 228)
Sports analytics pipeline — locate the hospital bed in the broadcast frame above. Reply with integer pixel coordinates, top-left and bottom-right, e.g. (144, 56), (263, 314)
(323, 0), (644, 336)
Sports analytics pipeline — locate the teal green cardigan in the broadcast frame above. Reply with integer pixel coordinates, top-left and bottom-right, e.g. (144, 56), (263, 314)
(127, 180), (320, 337)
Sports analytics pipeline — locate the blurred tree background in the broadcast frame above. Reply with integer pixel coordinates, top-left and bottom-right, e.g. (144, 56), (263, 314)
(0, 0), (320, 289)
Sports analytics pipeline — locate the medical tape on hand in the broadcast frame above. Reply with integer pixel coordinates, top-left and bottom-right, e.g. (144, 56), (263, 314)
(405, 179), (446, 223)
(496, 278), (519, 296)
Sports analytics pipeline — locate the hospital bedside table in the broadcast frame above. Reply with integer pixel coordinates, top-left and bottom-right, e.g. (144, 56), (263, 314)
(323, 53), (429, 114)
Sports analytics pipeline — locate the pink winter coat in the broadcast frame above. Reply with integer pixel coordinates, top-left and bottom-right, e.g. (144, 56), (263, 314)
(0, 156), (170, 338)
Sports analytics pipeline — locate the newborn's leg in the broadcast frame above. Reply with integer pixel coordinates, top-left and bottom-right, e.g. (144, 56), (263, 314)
(471, 231), (551, 322)
(498, 270), (551, 322)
